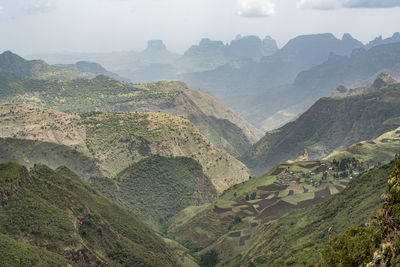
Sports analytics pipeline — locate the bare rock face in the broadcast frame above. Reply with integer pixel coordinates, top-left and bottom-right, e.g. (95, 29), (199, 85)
(372, 73), (399, 91)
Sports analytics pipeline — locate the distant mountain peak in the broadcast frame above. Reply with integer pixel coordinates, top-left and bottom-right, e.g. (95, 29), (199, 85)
(366, 32), (400, 49)
(199, 38), (225, 47)
(146, 40), (166, 51)
(342, 33), (353, 40)
(0, 50), (28, 63)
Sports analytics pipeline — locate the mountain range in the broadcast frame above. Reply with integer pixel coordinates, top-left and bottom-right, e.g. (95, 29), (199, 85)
(0, 51), (261, 157)
(241, 74), (400, 175)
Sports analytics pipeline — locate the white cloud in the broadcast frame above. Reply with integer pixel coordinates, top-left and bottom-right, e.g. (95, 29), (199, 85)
(236, 0), (276, 17)
(0, 5), (3, 14)
(297, 0), (400, 9)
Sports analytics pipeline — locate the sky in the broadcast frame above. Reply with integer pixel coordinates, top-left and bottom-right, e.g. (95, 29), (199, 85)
(0, 0), (399, 55)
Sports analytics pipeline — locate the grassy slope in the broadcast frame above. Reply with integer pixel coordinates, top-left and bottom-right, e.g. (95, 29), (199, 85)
(242, 84), (400, 176)
(0, 67), (258, 156)
(237, 162), (394, 267)
(0, 162), (180, 266)
(325, 126), (400, 166)
(0, 138), (104, 180)
(167, 160), (353, 264)
(90, 155), (218, 231)
(0, 103), (249, 192)
(0, 233), (71, 267)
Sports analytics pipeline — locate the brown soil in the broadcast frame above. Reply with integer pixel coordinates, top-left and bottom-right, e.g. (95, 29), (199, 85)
(356, 143), (364, 147)
(228, 231), (241, 237)
(288, 190), (294, 196)
(367, 140), (377, 144)
(255, 197), (279, 211)
(232, 201), (252, 207)
(346, 146), (362, 155)
(257, 183), (288, 192)
(297, 187), (332, 208)
(260, 193), (272, 199)
(240, 206), (259, 216)
(299, 162), (320, 169)
(221, 215), (234, 222)
(303, 186), (309, 193)
(250, 222), (258, 228)
(334, 185), (345, 191)
(271, 168), (284, 175)
(213, 205), (232, 214)
(256, 201), (297, 223)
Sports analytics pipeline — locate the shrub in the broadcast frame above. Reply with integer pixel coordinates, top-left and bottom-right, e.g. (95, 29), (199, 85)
(199, 250), (219, 267)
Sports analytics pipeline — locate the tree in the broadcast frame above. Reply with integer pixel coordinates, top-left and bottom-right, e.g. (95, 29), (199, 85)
(250, 192), (257, 200)
(245, 194), (249, 201)
(320, 221), (381, 267)
(199, 250), (219, 267)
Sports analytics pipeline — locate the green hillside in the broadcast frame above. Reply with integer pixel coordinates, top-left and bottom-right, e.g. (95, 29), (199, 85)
(90, 156), (218, 231)
(167, 159), (360, 264)
(0, 103), (249, 192)
(237, 162), (394, 266)
(325, 126), (400, 167)
(0, 233), (71, 267)
(242, 83), (400, 176)
(0, 162), (180, 266)
(0, 138), (104, 180)
(0, 65), (259, 156)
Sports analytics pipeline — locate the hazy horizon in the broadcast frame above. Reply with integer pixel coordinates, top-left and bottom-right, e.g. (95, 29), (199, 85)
(0, 0), (399, 55)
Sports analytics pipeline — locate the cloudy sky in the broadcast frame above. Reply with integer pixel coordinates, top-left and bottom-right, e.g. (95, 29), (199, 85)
(0, 0), (399, 55)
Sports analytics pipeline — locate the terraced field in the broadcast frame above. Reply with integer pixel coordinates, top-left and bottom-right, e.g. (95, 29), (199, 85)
(168, 160), (351, 264)
(326, 126), (400, 165)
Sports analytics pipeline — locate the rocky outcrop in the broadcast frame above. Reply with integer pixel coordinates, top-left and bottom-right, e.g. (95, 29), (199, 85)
(331, 73), (398, 98)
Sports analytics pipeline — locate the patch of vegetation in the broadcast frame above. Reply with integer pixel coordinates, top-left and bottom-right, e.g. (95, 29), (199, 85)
(0, 233), (70, 267)
(199, 249), (219, 267)
(90, 155), (217, 231)
(319, 220), (381, 266)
